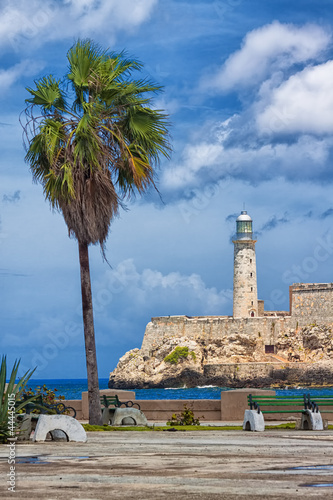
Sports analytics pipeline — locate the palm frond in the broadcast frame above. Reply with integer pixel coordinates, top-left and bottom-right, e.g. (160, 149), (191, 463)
(26, 75), (66, 111)
(24, 39), (171, 245)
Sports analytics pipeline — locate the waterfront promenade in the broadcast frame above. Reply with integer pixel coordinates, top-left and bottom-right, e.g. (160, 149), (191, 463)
(1, 428), (333, 499)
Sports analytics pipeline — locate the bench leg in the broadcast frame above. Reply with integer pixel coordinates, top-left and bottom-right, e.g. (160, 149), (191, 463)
(243, 409), (265, 432)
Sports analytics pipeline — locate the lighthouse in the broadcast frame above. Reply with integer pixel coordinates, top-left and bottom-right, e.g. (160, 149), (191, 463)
(233, 210), (258, 318)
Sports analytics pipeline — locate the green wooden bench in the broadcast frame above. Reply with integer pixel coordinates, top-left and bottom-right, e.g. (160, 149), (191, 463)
(247, 394), (318, 415)
(19, 394), (77, 418)
(100, 395), (140, 411)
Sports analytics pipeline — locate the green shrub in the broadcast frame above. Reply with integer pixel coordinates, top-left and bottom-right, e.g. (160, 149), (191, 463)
(167, 404), (203, 426)
(164, 346), (196, 364)
(19, 384), (66, 414)
(22, 384), (65, 405)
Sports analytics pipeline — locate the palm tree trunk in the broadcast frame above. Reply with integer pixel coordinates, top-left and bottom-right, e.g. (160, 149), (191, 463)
(78, 241), (102, 425)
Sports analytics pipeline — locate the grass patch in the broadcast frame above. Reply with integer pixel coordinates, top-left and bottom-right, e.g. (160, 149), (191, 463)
(83, 424), (154, 432)
(266, 422), (295, 429)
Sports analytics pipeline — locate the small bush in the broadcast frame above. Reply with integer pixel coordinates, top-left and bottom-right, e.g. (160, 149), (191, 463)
(18, 384), (67, 414)
(167, 404), (203, 426)
(164, 346), (196, 364)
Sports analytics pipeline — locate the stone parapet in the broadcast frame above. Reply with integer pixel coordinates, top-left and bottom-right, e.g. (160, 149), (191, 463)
(291, 282), (333, 319)
(136, 399), (221, 421)
(221, 388), (274, 421)
(63, 388), (333, 422)
(141, 315), (296, 355)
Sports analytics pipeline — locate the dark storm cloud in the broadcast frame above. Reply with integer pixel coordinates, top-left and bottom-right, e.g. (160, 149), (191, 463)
(225, 213), (238, 222)
(0, 268), (28, 277)
(3, 190), (20, 203)
(257, 213), (289, 234)
(320, 208), (333, 219)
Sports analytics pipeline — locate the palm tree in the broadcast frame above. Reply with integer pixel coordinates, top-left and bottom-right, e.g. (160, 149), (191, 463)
(23, 40), (171, 424)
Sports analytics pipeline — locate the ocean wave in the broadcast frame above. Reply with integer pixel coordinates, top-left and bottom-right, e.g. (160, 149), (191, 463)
(196, 385), (219, 389)
(165, 386), (187, 390)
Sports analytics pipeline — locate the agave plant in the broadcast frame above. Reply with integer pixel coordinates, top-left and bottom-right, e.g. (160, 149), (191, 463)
(0, 356), (36, 443)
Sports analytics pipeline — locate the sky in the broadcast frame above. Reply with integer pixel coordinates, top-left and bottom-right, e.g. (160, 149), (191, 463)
(1, 0), (333, 380)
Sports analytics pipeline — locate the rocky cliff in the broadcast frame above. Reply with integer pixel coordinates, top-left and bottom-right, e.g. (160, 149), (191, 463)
(108, 324), (333, 389)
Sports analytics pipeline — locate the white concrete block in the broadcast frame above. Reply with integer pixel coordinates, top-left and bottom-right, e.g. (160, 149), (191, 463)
(301, 410), (323, 431)
(33, 415), (87, 442)
(111, 407), (148, 426)
(243, 409), (265, 432)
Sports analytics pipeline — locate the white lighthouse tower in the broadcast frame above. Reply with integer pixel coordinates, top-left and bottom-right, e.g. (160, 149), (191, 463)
(233, 210), (258, 318)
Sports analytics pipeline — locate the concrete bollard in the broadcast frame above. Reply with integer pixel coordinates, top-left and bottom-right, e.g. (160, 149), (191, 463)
(33, 414), (87, 442)
(243, 409), (265, 432)
(301, 410), (323, 431)
(111, 408), (148, 426)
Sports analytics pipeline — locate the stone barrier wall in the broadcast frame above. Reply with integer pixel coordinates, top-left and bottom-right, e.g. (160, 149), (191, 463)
(136, 399), (221, 422)
(204, 362), (288, 380)
(291, 283), (333, 319)
(63, 389), (333, 422)
(139, 284), (333, 356)
(140, 315), (298, 355)
(64, 396), (221, 421)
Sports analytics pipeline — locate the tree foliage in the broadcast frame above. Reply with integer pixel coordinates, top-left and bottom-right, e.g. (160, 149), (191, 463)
(23, 39), (171, 251)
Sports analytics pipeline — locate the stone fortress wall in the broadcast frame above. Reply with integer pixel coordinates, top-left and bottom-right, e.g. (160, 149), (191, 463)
(291, 283), (333, 320)
(140, 283), (333, 355)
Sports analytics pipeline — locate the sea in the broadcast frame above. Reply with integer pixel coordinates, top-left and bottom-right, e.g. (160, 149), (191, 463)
(23, 379), (333, 401)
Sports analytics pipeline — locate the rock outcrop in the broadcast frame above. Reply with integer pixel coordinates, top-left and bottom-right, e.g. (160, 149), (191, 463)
(108, 324), (333, 389)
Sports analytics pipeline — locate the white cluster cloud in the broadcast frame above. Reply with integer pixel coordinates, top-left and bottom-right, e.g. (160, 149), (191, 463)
(0, 0), (158, 108)
(165, 21), (333, 193)
(208, 21), (330, 91)
(0, 60), (43, 93)
(63, 0), (158, 35)
(0, 0), (158, 51)
(256, 60), (333, 135)
(93, 259), (232, 317)
(162, 133), (333, 190)
(163, 142), (223, 189)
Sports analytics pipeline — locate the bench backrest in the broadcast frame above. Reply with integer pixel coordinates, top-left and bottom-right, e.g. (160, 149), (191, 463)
(248, 394), (310, 409)
(247, 393), (320, 413)
(100, 395), (121, 407)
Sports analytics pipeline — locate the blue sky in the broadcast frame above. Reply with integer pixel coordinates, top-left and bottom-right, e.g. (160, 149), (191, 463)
(1, 0), (333, 379)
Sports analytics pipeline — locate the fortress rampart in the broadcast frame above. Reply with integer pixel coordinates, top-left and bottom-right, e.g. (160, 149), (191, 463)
(140, 283), (333, 355)
(140, 315), (294, 355)
(291, 283), (333, 319)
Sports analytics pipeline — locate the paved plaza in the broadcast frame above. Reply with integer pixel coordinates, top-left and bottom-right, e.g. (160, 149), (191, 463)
(1, 429), (333, 499)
